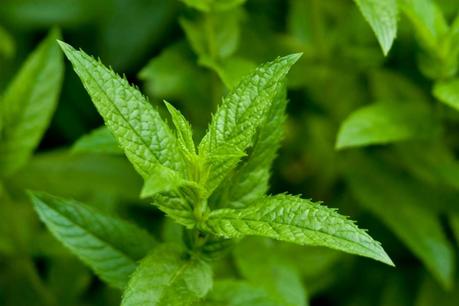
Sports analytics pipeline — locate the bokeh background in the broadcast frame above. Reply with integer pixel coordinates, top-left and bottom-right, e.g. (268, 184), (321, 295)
(1, 0), (459, 305)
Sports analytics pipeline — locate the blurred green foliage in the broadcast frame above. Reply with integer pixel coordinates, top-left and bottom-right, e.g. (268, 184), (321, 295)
(2, 0), (459, 305)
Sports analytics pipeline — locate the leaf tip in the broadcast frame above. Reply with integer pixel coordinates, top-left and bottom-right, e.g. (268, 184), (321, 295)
(56, 40), (74, 56)
(283, 52), (303, 65)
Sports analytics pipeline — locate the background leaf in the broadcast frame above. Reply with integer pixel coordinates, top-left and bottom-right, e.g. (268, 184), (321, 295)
(0, 28), (63, 177)
(31, 192), (157, 289)
(336, 101), (438, 149)
(346, 156), (455, 289)
(354, 0), (398, 55)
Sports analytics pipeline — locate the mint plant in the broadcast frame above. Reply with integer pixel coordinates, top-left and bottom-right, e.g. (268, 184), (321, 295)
(29, 41), (392, 305)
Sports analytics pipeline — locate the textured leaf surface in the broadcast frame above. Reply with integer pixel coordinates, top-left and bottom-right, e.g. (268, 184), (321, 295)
(31, 192), (157, 289)
(203, 280), (281, 306)
(354, 0), (398, 55)
(336, 101), (438, 149)
(202, 194), (393, 265)
(140, 167), (187, 198)
(164, 101), (195, 155)
(433, 78), (459, 112)
(58, 41), (183, 178)
(151, 194), (195, 228)
(199, 54), (300, 193)
(346, 157), (454, 289)
(0, 29), (63, 177)
(72, 126), (122, 155)
(122, 244), (212, 306)
(216, 85), (287, 208)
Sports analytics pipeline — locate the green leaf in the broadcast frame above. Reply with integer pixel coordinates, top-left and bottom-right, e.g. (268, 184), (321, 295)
(203, 280), (282, 306)
(234, 238), (308, 306)
(354, 0), (398, 55)
(401, 0), (448, 52)
(30, 192), (157, 289)
(121, 244), (212, 306)
(152, 194), (195, 228)
(0, 28), (63, 177)
(164, 101), (195, 155)
(336, 101), (438, 149)
(400, 0), (455, 78)
(58, 41), (184, 179)
(200, 54), (300, 152)
(433, 78), (459, 111)
(140, 166), (186, 199)
(72, 126), (123, 155)
(199, 54), (301, 194)
(215, 84), (287, 208)
(180, 7), (243, 59)
(201, 143), (246, 196)
(346, 156), (455, 289)
(201, 194), (393, 266)
(11, 150), (142, 202)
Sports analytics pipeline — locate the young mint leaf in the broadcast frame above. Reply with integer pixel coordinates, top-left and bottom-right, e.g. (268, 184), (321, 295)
(121, 244), (212, 306)
(164, 101), (196, 156)
(203, 280), (283, 306)
(140, 166), (188, 198)
(58, 41), (184, 179)
(433, 78), (459, 111)
(346, 157), (454, 289)
(72, 126), (123, 155)
(201, 143), (246, 195)
(200, 54), (301, 153)
(336, 101), (438, 150)
(354, 0), (398, 55)
(152, 194), (196, 228)
(30, 191), (157, 289)
(201, 194), (393, 266)
(216, 85), (287, 208)
(199, 54), (301, 194)
(0, 28), (63, 177)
